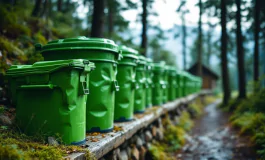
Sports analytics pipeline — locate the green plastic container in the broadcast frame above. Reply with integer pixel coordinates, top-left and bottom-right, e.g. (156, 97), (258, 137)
(37, 37), (121, 132)
(179, 71), (186, 97)
(176, 70), (182, 98)
(134, 55), (146, 113)
(168, 67), (177, 101)
(114, 46), (138, 122)
(152, 62), (165, 106)
(162, 65), (169, 103)
(182, 72), (190, 96)
(6, 59), (95, 145)
(145, 58), (153, 108)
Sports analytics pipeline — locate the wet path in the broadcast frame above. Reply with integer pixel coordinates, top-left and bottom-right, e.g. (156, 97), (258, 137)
(177, 100), (257, 160)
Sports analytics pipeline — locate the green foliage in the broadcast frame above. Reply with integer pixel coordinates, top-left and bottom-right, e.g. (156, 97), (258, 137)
(189, 103), (203, 117)
(178, 111), (193, 131)
(0, 106), (4, 114)
(231, 112), (265, 135)
(0, 144), (28, 160)
(229, 88), (265, 158)
(148, 142), (174, 160)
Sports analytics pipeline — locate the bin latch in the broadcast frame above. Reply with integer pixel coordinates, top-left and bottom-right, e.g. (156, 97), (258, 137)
(80, 73), (89, 95)
(82, 82), (89, 94)
(112, 80), (120, 92)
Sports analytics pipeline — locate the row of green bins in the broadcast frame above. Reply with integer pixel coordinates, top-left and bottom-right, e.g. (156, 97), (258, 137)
(167, 67), (177, 101)
(176, 70), (183, 98)
(162, 65), (169, 103)
(145, 58), (153, 108)
(152, 62), (165, 105)
(6, 59), (95, 145)
(182, 72), (188, 96)
(114, 46), (138, 122)
(37, 37), (121, 132)
(134, 55), (147, 113)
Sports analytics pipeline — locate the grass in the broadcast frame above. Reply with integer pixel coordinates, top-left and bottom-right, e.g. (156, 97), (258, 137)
(226, 87), (265, 158)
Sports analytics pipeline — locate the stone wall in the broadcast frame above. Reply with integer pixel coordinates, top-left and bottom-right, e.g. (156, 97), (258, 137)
(65, 91), (210, 160)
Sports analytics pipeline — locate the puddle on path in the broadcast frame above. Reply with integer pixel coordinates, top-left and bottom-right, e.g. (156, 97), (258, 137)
(177, 100), (256, 160)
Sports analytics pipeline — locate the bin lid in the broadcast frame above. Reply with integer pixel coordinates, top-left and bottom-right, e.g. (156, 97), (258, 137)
(119, 45), (139, 60)
(6, 59), (95, 76)
(36, 36), (119, 54)
(152, 62), (165, 71)
(137, 55), (146, 65)
(145, 58), (153, 64)
(167, 66), (177, 75)
(145, 58), (153, 70)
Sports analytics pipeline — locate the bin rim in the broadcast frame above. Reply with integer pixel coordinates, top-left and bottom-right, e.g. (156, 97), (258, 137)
(152, 62), (165, 71)
(6, 59), (95, 76)
(36, 37), (119, 55)
(137, 55), (146, 65)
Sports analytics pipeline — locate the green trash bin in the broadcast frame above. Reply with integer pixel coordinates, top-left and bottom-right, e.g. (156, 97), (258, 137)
(114, 46), (138, 122)
(152, 62), (165, 106)
(162, 65), (169, 103)
(134, 55), (146, 113)
(181, 71), (187, 97)
(37, 37), (121, 132)
(176, 70), (182, 98)
(168, 67), (177, 101)
(145, 58), (153, 108)
(6, 59), (95, 145)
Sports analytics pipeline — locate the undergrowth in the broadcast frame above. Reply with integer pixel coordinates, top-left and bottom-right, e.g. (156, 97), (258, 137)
(148, 110), (194, 159)
(189, 96), (217, 118)
(227, 87), (265, 158)
(0, 128), (95, 160)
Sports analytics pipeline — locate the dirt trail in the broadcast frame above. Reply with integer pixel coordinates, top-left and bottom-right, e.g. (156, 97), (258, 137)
(177, 100), (257, 160)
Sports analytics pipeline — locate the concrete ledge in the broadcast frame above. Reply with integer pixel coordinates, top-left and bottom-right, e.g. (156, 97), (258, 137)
(65, 91), (210, 160)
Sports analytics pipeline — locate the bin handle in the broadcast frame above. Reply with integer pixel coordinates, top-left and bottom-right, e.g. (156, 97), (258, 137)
(112, 80), (120, 92)
(118, 50), (123, 61)
(19, 84), (55, 89)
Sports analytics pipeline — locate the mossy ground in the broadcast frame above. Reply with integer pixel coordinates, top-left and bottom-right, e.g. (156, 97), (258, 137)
(0, 107), (95, 160)
(226, 88), (265, 158)
(0, 128), (95, 160)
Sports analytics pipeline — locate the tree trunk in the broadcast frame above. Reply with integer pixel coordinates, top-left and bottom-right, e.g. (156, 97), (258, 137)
(221, 0), (231, 105)
(206, 24), (212, 66)
(32, 0), (42, 16)
(197, 0), (202, 77)
(181, 14), (187, 70)
(236, 0), (246, 99)
(40, 0), (48, 17)
(254, 0), (260, 83)
(91, 0), (105, 38)
(57, 0), (62, 11)
(108, 0), (114, 38)
(140, 0), (147, 56)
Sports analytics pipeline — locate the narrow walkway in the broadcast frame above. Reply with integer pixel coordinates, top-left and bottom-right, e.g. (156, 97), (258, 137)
(177, 100), (256, 160)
